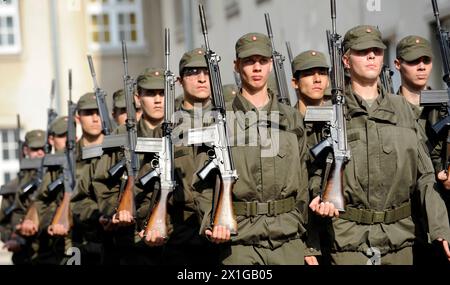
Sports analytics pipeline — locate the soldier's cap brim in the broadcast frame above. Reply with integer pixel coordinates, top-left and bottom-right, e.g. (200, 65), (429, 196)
(28, 141), (46, 149)
(138, 79), (165, 90)
(349, 40), (387, 51)
(295, 61), (330, 72)
(399, 48), (433, 62)
(182, 58), (208, 71)
(113, 100), (127, 109)
(77, 103), (99, 111)
(237, 48), (272, 59)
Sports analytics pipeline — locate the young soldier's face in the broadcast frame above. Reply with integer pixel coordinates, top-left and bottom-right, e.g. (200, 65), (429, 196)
(292, 68), (329, 101)
(49, 134), (67, 152)
(180, 68), (211, 103)
(112, 107), (127, 126)
(395, 56), (432, 90)
(235, 55), (273, 91)
(344, 48), (384, 83)
(24, 146), (45, 159)
(139, 89), (164, 122)
(77, 109), (102, 137)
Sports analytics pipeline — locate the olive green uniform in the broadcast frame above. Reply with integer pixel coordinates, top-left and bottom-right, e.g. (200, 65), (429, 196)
(312, 86), (450, 265)
(9, 169), (42, 264)
(135, 102), (218, 265)
(197, 90), (311, 265)
(0, 178), (19, 243)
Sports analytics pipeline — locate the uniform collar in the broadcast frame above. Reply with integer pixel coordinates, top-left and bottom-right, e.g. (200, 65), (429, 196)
(346, 85), (398, 125)
(232, 88), (288, 130)
(137, 117), (162, 138)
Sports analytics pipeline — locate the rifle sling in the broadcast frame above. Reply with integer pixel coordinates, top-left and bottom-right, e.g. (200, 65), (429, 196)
(339, 201), (411, 224)
(233, 197), (295, 217)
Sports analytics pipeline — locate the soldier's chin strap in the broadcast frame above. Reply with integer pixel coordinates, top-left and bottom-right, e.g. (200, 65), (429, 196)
(320, 152), (334, 201)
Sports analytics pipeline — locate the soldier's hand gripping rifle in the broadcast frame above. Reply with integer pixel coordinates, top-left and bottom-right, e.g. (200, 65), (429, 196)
(380, 65), (395, 94)
(265, 13), (291, 106)
(304, 0), (350, 212)
(113, 41), (138, 222)
(420, 0), (450, 175)
(187, 5), (238, 235)
(48, 70), (77, 236)
(88, 55), (113, 136)
(141, 29), (176, 239)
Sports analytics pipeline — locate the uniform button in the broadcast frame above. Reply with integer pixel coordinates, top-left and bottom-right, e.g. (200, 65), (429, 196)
(256, 185), (262, 191)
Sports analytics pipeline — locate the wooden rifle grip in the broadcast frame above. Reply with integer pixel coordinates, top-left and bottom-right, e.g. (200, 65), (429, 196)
(212, 175), (238, 235)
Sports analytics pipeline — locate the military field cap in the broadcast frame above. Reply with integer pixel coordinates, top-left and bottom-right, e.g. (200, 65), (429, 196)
(235, 33), (272, 59)
(77, 92), (98, 111)
(50, 116), (68, 136)
(179, 48), (207, 75)
(293, 50), (329, 73)
(137, 68), (165, 90)
(25, 129), (46, 148)
(113, 89), (126, 109)
(396, 35), (433, 62)
(343, 25), (387, 53)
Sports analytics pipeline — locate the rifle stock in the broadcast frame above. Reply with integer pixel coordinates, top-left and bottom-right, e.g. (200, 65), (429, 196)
(213, 176), (237, 234)
(50, 191), (73, 231)
(322, 157), (345, 211)
(144, 185), (170, 238)
(117, 176), (136, 214)
(23, 202), (39, 230)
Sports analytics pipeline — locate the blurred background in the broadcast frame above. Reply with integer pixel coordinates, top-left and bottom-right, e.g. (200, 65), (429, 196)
(0, 1), (449, 259)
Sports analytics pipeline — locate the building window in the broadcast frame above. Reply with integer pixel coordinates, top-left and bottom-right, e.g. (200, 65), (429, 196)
(0, 128), (19, 186)
(86, 0), (144, 52)
(0, 0), (21, 54)
(225, 0), (240, 20)
(1, 129), (18, 161)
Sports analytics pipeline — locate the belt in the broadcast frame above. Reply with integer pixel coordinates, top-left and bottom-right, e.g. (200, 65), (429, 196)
(233, 197), (295, 217)
(339, 201), (411, 224)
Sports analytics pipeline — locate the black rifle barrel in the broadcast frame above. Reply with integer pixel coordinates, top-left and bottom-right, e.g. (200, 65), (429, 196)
(264, 13), (291, 106)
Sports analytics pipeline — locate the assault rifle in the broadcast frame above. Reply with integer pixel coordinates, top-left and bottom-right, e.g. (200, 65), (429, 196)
(187, 4), (238, 235)
(141, 29), (176, 239)
(114, 41), (139, 219)
(48, 69), (77, 234)
(420, 0), (450, 174)
(304, 0), (350, 211)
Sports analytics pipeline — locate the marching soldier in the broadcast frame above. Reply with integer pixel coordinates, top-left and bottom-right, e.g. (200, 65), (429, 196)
(16, 116), (68, 264)
(72, 69), (165, 265)
(137, 48), (218, 265)
(291, 50), (332, 265)
(395, 35), (450, 264)
(5, 130), (46, 264)
(197, 33), (313, 265)
(112, 89), (127, 127)
(310, 25), (450, 265)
